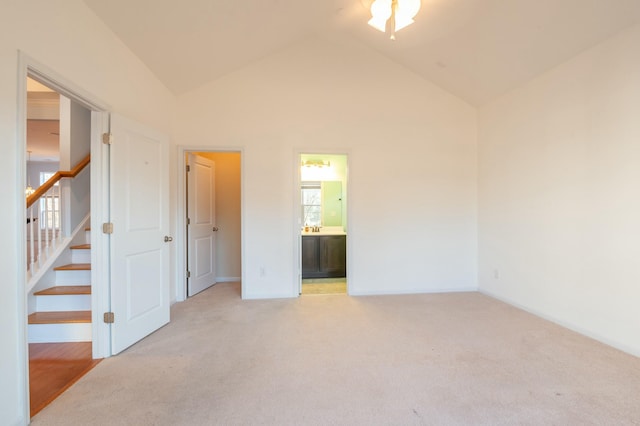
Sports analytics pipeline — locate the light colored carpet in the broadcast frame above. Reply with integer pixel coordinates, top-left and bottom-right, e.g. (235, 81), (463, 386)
(32, 282), (640, 425)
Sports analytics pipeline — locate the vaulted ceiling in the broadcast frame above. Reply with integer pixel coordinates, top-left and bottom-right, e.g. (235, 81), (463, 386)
(84, 0), (640, 106)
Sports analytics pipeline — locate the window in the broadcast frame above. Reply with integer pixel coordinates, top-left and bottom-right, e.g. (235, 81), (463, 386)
(40, 172), (60, 229)
(40, 171), (56, 185)
(301, 182), (321, 227)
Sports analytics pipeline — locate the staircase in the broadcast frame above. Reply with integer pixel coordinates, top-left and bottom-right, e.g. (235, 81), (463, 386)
(28, 228), (92, 343)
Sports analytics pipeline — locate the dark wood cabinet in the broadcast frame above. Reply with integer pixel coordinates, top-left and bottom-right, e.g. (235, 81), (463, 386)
(302, 235), (346, 278)
(301, 236), (320, 276)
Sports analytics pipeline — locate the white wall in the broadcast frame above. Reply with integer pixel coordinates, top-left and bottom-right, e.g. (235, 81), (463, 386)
(175, 35), (478, 299)
(478, 24), (640, 356)
(61, 97), (92, 233)
(0, 1), (174, 424)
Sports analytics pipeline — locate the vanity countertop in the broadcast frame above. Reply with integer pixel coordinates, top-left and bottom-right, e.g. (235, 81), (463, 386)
(301, 226), (346, 236)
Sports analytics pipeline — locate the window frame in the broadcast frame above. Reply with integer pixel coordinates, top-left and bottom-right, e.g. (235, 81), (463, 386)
(39, 171), (60, 229)
(301, 181), (322, 227)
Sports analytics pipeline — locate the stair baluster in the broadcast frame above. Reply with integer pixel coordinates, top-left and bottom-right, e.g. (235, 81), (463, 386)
(26, 154), (89, 278)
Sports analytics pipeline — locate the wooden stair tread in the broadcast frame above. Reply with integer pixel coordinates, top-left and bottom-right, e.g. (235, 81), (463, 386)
(70, 244), (91, 250)
(28, 311), (92, 324)
(54, 263), (91, 271)
(34, 286), (91, 296)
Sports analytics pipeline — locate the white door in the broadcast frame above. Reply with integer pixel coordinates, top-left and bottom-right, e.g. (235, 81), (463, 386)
(187, 154), (217, 297)
(110, 114), (170, 354)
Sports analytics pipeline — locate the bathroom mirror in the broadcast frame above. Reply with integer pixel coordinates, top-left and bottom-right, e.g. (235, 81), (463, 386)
(301, 181), (342, 227)
(321, 181), (342, 226)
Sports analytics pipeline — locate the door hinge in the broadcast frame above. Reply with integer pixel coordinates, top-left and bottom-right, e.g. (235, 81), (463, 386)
(187, 271), (191, 278)
(102, 222), (114, 234)
(104, 312), (115, 323)
(102, 133), (113, 145)
(187, 218), (191, 225)
(186, 165), (190, 172)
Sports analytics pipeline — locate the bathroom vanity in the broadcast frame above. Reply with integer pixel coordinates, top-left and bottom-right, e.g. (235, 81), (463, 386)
(301, 229), (346, 279)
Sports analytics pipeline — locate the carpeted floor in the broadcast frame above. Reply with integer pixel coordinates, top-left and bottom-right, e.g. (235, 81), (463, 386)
(32, 282), (640, 425)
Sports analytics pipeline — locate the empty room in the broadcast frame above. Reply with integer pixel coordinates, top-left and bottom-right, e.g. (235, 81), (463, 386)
(2, 1), (640, 425)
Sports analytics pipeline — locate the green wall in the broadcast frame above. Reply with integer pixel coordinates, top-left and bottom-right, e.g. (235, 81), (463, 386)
(322, 181), (342, 226)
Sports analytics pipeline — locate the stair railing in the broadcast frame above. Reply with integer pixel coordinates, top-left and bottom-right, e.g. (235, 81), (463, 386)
(26, 154), (90, 275)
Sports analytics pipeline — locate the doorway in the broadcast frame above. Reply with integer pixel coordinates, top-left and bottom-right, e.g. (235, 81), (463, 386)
(298, 153), (348, 295)
(19, 59), (112, 419)
(24, 76), (100, 417)
(183, 150), (242, 299)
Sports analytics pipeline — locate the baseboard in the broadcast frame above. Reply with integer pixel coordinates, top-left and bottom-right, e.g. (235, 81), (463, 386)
(242, 291), (297, 300)
(349, 286), (478, 297)
(28, 336), (92, 343)
(215, 276), (241, 283)
(479, 288), (640, 358)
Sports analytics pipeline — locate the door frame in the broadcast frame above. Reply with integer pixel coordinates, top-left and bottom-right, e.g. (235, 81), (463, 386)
(176, 146), (245, 301)
(294, 150), (352, 297)
(16, 52), (112, 419)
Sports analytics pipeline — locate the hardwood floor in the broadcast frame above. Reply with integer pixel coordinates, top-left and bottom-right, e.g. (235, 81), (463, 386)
(29, 342), (101, 417)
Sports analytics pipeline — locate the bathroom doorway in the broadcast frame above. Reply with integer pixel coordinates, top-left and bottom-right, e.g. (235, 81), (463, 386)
(298, 153), (348, 295)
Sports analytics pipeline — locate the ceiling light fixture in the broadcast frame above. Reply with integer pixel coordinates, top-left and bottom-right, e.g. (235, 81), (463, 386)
(368, 0), (421, 40)
(302, 159), (330, 168)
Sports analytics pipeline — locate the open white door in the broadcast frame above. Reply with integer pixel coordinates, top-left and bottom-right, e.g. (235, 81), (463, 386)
(110, 114), (170, 354)
(187, 153), (217, 297)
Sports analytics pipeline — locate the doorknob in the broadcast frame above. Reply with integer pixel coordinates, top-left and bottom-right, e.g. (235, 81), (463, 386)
(212, 227), (219, 232)
(164, 236), (173, 242)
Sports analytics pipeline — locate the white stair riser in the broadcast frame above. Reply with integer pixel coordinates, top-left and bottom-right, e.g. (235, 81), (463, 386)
(36, 294), (91, 312)
(71, 249), (91, 263)
(28, 323), (92, 343)
(55, 269), (91, 285)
